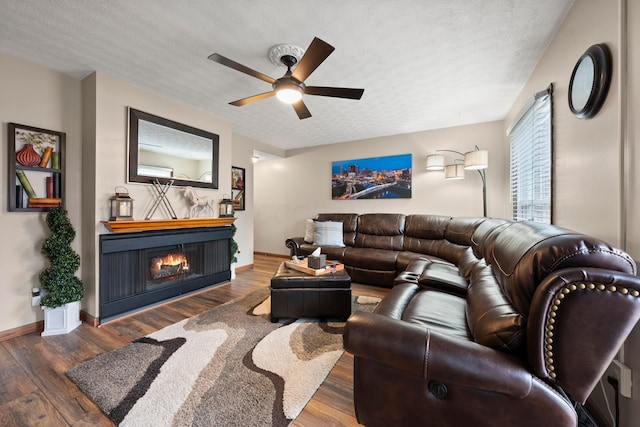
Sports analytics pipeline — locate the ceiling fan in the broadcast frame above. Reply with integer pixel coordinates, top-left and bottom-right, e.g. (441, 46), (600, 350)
(208, 37), (364, 120)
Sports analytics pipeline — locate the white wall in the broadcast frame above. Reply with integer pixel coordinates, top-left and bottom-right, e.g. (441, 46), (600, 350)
(81, 72), (234, 317)
(506, 0), (636, 425)
(0, 52), (82, 332)
(254, 120), (506, 255)
(505, 0), (622, 247)
(0, 59), (263, 335)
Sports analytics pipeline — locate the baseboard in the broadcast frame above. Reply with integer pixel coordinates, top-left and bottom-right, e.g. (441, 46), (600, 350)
(0, 310), (100, 341)
(1, 258), (276, 340)
(254, 251), (289, 260)
(0, 320), (44, 342)
(81, 310), (99, 327)
(235, 263), (254, 273)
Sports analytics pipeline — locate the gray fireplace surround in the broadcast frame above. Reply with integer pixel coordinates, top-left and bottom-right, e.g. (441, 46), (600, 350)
(99, 226), (232, 321)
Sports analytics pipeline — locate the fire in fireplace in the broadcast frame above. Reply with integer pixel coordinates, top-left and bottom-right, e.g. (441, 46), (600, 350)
(149, 252), (189, 280)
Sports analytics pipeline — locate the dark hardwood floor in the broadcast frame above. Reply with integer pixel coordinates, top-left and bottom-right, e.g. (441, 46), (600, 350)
(0, 254), (389, 426)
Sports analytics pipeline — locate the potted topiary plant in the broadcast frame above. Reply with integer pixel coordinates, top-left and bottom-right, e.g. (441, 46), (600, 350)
(40, 206), (84, 336)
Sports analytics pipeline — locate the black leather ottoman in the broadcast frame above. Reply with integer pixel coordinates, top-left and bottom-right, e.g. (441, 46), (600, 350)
(270, 262), (352, 322)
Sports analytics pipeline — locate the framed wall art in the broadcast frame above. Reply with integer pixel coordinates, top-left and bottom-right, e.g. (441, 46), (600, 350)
(231, 166), (245, 211)
(331, 153), (412, 200)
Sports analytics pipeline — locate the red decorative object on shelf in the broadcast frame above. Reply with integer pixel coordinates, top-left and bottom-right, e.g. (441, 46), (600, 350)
(16, 144), (41, 167)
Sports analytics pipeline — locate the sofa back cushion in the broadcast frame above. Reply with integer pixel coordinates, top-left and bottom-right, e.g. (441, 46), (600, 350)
(403, 215), (478, 264)
(470, 218), (510, 259)
(465, 261), (527, 356)
(402, 215), (449, 257)
(316, 213), (358, 246)
(483, 221), (637, 318)
(445, 217), (487, 246)
(355, 213), (405, 250)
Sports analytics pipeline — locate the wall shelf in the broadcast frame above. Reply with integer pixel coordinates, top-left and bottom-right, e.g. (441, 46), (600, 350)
(8, 123), (66, 212)
(101, 217), (235, 233)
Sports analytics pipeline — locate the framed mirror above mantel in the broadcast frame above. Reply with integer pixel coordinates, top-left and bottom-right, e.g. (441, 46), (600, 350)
(128, 108), (220, 189)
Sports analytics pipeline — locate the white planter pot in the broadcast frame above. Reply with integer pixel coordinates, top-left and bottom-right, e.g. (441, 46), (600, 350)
(42, 300), (82, 336)
(231, 263), (237, 280)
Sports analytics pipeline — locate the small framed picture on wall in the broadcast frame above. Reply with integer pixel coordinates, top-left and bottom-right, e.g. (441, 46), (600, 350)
(231, 166), (245, 211)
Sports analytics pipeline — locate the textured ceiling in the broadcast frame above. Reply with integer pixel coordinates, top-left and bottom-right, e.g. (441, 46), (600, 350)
(0, 0), (574, 150)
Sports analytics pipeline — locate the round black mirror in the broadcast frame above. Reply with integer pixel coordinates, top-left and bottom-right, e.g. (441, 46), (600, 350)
(568, 44), (612, 119)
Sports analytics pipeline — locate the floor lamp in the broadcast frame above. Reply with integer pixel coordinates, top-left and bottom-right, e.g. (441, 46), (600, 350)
(426, 146), (488, 217)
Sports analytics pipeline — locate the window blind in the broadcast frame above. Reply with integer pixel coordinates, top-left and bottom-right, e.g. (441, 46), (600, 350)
(509, 88), (552, 223)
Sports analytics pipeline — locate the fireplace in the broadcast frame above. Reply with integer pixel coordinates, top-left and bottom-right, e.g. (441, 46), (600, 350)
(99, 227), (231, 321)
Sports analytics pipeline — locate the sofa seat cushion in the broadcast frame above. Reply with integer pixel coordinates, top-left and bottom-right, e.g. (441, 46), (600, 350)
(418, 263), (468, 296)
(344, 247), (399, 271)
(402, 289), (470, 340)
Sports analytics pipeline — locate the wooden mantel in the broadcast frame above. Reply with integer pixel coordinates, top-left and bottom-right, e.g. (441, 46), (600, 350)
(101, 217), (235, 233)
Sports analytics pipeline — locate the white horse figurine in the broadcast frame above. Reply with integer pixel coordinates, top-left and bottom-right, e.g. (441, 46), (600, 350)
(183, 186), (216, 218)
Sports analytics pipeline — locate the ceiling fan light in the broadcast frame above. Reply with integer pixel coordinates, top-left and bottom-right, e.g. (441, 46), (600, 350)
(276, 87), (303, 104)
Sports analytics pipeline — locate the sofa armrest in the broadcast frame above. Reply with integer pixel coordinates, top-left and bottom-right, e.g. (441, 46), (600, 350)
(528, 267), (640, 403)
(344, 311), (533, 398)
(285, 237), (305, 257)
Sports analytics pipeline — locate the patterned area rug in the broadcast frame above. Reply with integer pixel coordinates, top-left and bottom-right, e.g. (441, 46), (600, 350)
(67, 287), (379, 427)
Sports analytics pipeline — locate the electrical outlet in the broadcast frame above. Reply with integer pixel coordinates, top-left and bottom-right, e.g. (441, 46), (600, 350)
(608, 359), (632, 398)
(31, 287), (41, 307)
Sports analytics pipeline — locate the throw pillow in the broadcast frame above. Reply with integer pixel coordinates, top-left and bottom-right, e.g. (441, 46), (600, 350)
(304, 219), (315, 243)
(313, 221), (345, 247)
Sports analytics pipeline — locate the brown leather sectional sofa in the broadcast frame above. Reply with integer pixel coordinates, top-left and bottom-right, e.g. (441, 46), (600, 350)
(285, 213), (640, 426)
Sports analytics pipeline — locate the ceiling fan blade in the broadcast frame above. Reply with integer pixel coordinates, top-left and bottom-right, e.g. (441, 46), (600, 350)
(208, 53), (276, 84)
(291, 37), (335, 83)
(229, 91), (275, 106)
(305, 86), (364, 100)
(292, 100), (312, 119)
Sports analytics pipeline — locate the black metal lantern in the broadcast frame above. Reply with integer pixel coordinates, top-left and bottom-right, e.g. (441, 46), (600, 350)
(109, 187), (134, 221)
(219, 195), (234, 218)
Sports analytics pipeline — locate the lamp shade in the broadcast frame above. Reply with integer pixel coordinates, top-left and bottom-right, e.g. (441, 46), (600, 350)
(426, 154), (445, 170)
(445, 164), (465, 179)
(464, 150), (488, 170)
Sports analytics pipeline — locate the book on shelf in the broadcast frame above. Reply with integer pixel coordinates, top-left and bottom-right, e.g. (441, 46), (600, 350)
(16, 185), (23, 208)
(46, 176), (54, 198)
(53, 173), (61, 197)
(16, 170), (36, 198)
(28, 197), (62, 205)
(27, 198), (62, 208)
(51, 152), (60, 169)
(28, 203), (61, 208)
(39, 147), (54, 168)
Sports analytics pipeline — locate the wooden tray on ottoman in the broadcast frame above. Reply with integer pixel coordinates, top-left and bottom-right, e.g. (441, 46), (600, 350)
(284, 258), (344, 276)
